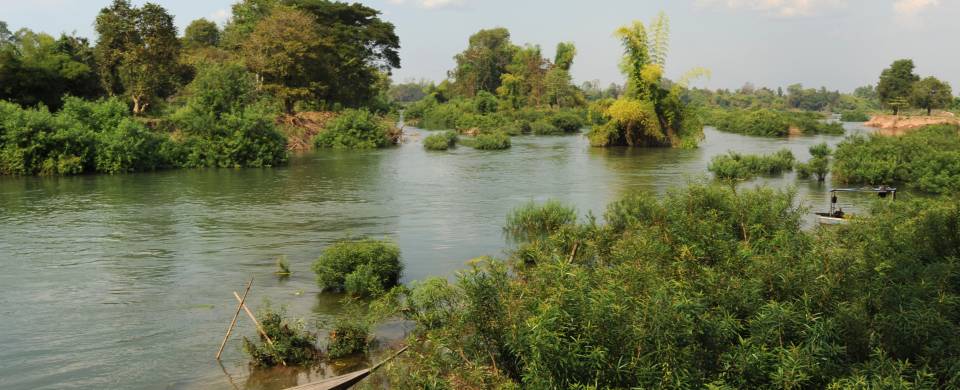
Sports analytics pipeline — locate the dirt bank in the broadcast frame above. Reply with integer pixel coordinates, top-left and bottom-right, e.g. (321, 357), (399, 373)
(865, 113), (958, 135)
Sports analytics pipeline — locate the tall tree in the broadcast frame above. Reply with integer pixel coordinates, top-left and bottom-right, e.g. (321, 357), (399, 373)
(0, 29), (101, 109)
(0, 21), (12, 44)
(451, 28), (515, 97)
(910, 76), (953, 116)
(877, 59), (919, 115)
(183, 18), (220, 49)
(95, 0), (181, 114)
(220, 0), (279, 49)
(242, 7), (325, 113)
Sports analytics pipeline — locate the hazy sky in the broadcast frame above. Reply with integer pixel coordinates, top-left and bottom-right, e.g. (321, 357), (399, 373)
(2, 0), (957, 92)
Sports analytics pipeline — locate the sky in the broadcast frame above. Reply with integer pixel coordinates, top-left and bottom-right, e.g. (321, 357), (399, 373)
(1, 0), (957, 92)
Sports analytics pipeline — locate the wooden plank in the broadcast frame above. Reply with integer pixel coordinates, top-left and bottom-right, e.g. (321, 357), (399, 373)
(283, 370), (370, 390)
(217, 278), (253, 360)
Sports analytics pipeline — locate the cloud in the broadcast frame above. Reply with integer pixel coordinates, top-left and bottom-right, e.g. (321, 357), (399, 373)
(696, 0), (848, 17)
(387, 0), (465, 9)
(209, 8), (230, 25)
(893, 0), (939, 15)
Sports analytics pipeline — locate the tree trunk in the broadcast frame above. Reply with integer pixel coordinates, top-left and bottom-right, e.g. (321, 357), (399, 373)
(928, 107), (932, 116)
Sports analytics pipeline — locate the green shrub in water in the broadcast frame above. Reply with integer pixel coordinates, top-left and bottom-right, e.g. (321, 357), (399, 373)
(312, 238), (402, 297)
(504, 200), (577, 242)
(423, 131), (458, 151)
(708, 148), (795, 182)
(242, 303), (320, 367)
(464, 131), (511, 150)
(549, 110), (585, 133)
(314, 109), (394, 149)
(326, 314), (371, 359)
(529, 119), (561, 135)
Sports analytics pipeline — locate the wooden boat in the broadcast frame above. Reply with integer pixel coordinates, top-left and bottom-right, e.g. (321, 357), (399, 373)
(816, 186), (896, 225)
(284, 346), (408, 390)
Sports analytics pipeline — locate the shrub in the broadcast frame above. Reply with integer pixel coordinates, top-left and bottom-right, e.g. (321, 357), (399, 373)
(833, 125), (960, 193)
(529, 119), (561, 135)
(314, 108), (393, 149)
(504, 200), (577, 242)
(312, 238), (402, 296)
(709, 148), (796, 181)
(242, 303), (320, 367)
(840, 110), (870, 122)
(464, 131), (511, 150)
(708, 108), (844, 136)
(549, 111), (585, 133)
(326, 315), (371, 359)
(423, 131), (458, 151)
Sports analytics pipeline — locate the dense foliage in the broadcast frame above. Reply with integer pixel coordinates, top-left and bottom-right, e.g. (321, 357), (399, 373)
(314, 108), (395, 149)
(0, 29), (101, 109)
(504, 200), (577, 242)
(840, 110), (870, 122)
(833, 125), (960, 193)
(373, 183), (960, 389)
(705, 109), (844, 136)
(423, 131), (458, 151)
(312, 238), (403, 297)
(795, 142), (832, 182)
(708, 149), (796, 182)
(462, 131), (511, 150)
(242, 303), (320, 367)
(587, 14), (705, 148)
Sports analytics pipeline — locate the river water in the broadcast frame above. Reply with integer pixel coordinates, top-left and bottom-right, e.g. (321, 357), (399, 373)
(0, 124), (878, 389)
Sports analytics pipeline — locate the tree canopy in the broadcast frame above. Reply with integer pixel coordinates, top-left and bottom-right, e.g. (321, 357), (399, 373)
(877, 59), (919, 115)
(910, 76), (953, 116)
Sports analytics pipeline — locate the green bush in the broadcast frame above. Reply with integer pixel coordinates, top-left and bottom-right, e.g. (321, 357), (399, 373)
(833, 125), (960, 193)
(423, 131), (458, 151)
(242, 303), (320, 367)
(377, 183), (960, 389)
(548, 110), (585, 133)
(840, 110), (871, 122)
(504, 200), (577, 242)
(312, 238), (402, 297)
(314, 108), (393, 149)
(464, 131), (511, 150)
(709, 148), (796, 181)
(707, 108), (844, 136)
(326, 315), (371, 359)
(529, 119), (561, 135)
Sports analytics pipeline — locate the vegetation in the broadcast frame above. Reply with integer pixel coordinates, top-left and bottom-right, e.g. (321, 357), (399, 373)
(911, 76), (953, 116)
(275, 255), (291, 276)
(423, 131), (458, 151)
(705, 108), (844, 136)
(877, 59), (920, 115)
(795, 142), (832, 182)
(504, 200), (577, 242)
(840, 109), (870, 122)
(242, 303), (320, 367)
(372, 183), (960, 388)
(314, 109), (395, 149)
(833, 125), (960, 193)
(326, 315), (372, 358)
(708, 148), (796, 182)
(312, 238), (403, 298)
(462, 131), (511, 150)
(587, 14), (706, 148)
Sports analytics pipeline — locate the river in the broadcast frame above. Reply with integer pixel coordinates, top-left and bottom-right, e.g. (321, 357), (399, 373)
(0, 124), (879, 389)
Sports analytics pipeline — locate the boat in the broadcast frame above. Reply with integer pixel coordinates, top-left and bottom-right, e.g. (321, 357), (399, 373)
(816, 186), (896, 225)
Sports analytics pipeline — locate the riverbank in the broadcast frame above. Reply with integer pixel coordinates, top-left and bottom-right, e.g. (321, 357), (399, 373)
(865, 113), (959, 135)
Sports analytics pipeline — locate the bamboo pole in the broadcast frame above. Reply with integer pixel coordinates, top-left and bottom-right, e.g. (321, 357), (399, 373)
(233, 291), (286, 366)
(217, 278), (253, 360)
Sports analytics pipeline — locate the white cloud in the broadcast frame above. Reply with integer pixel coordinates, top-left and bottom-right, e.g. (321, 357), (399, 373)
(387, 0), (465, 9)
(209, 8), (230, 25)
(696, 0), (848, 17)
(893, 0), (939, 15)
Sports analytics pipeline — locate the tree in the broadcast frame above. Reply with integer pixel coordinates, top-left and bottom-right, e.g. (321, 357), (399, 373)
(0, 21), (12, 44)
(910, 76), (952, 115)
(554, 42), (575, 71)
(183, 18), (220, 49)
(242, 7), (325, 113)
(451, 28), (515, 97)
(95, 0), (181, 114)
(0, 29), (101, 109)
(877, 59), (919, 115)
(220, 0), (279, 49)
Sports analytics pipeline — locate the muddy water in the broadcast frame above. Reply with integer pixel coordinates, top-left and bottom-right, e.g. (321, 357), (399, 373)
(0, 124), (879, 389)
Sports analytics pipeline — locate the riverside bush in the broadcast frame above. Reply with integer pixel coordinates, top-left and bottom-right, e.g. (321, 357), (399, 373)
(463, 131), (511, 150)
(242, 303), (320, 367)
(832, 125), (960, 193)
(326, 315), (371, 358)
(529, 119), (561, 135)
(423, 131), (458, 150)
(314, 108), (393, 149)
(708, 148), (796, 181)
(312, 238), (402, 297)
(504, 200), (577, 242)
(840, 109), (870, 122)
(796, 142), (832, 181)
(375, 183), (960, 389)
(707, 108), (844, 136)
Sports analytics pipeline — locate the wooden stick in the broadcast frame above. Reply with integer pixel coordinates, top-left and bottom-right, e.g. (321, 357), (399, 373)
(233, 291), (286, 366)
(566, 242), (580, 264)
(217, 278), (253, 360)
